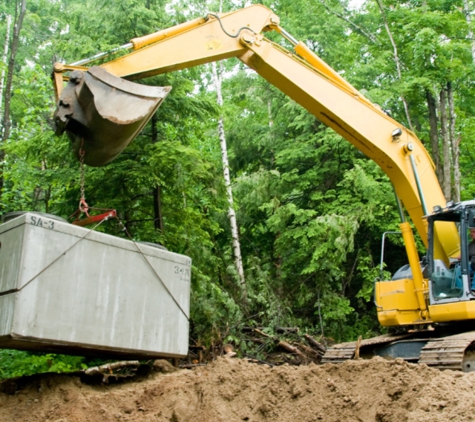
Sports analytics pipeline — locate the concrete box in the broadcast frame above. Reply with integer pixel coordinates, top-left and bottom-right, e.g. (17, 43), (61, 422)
(0, 213), (191, 358)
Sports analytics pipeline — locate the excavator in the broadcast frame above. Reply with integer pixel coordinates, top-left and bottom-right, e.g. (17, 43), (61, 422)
(52, 4), (475, 371)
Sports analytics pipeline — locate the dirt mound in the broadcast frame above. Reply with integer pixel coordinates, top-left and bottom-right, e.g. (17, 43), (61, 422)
(1, 357), (475, 422)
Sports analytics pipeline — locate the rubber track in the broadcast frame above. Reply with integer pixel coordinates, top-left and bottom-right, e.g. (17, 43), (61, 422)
(419, 331), (475, 371)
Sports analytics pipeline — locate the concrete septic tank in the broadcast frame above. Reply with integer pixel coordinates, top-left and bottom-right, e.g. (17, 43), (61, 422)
(0, 212), (191, 359)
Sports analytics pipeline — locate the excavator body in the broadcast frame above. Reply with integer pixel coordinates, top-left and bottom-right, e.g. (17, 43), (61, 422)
(324, 202), (475, 371)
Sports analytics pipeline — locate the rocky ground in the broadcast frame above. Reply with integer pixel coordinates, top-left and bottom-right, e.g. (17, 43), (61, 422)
(1, 357), (475, 422)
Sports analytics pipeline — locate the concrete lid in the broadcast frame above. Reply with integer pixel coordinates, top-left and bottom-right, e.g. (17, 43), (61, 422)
(0, 212), (191, 266)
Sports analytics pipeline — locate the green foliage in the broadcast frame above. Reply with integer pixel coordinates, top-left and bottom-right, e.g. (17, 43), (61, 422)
(0, 350), (86, 379)
(190, 270), (244, 345)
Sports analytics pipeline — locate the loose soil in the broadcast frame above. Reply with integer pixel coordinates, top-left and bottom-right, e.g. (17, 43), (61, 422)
(1, 357), (475, 422)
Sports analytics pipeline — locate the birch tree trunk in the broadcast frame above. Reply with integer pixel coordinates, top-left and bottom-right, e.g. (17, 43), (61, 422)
(267, 100), (273, 127)
(212, 61), (246, 297)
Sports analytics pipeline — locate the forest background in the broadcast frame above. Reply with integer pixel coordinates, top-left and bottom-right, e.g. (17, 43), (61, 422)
(0, 0), (474, 378)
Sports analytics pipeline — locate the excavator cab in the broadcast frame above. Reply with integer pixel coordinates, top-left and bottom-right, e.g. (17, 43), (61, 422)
(54, 67), (171, 167)
(427, 202), (475, 302)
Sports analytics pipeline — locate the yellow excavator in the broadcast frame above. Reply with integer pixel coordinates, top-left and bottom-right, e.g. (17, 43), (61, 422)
(52, 4), (475, 371)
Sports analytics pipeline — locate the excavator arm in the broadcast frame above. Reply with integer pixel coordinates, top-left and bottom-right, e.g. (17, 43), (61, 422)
(52, 5), (459, 296)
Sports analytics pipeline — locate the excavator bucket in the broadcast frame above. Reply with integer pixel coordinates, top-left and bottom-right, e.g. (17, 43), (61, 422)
(54, 66), (171, 167)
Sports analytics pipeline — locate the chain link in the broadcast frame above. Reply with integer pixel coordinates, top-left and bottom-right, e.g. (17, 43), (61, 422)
(79, 140), (86, 202)
(78, 139), (89, 215)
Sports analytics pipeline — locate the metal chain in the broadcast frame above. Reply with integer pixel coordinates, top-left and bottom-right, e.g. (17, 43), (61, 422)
(79, 140), (86, 202)
(78, 140), (89, 214)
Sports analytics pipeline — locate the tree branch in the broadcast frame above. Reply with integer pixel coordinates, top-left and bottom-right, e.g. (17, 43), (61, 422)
(375, 0), (414, 132)
(317, 0), (380, 45)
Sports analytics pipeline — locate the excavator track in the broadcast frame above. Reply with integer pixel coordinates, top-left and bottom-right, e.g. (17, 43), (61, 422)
(322, 333), (412, 364)
(322, 331), (475, 372)
(419, 331), (475, 371)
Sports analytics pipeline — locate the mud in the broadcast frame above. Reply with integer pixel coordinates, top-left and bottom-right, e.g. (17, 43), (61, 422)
(1, 357), (475, 422)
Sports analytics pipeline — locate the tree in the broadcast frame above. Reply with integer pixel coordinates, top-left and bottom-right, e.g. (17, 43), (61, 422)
(1, 0), (27, 202)
(212, 60), (247, 301)
(0, 13), (12, 114)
